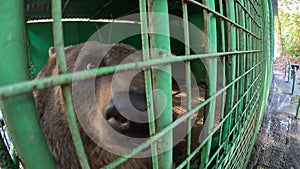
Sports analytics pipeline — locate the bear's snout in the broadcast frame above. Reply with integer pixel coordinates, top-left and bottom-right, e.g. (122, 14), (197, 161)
(103, 91), (149, 138)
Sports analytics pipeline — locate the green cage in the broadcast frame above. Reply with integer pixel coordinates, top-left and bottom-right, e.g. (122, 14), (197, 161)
(0, 0), (274, 169)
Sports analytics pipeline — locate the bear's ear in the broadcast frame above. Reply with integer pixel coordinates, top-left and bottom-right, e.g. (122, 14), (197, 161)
(48, 45), (74, 58)
(48, 46), (56, 58)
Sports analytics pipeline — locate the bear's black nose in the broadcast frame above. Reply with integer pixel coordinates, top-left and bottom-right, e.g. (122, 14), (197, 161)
(103, 91), (149, 136)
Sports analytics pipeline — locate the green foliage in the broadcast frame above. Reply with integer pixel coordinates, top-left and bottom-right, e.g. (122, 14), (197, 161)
(278, 0), (300, 57)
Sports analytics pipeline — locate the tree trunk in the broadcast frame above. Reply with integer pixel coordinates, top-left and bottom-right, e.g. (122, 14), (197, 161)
(275, 15), (284, 57)
(273, 0), (284, 57)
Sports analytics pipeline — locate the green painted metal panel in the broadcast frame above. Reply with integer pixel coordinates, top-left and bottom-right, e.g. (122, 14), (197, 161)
(27, 22), (142, 78)
(0, 0), (273, 168)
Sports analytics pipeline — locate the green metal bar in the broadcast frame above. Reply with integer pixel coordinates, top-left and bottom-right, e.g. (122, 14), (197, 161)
(51, 1), (90, 168)
(228, 113), (256, 168)
(245, 0), (253, 112)
(237, 0), (247, 140)
(225, 102), (258, 168)
(285, 60), (288, 77)
(269, 0), (275, 75)
(148, 1), (173, 168)
(221, 0), (237, 152)
(177, 74), (261, 169)
(0, 50), (261, 100)
(216, 0), (227, 164)
(139, 0), (159, 168)
(200, 0), (217, 168)
(292, 68), (296, 94)
(0, 1), (56, 169)
(244, 0), (250, 120)
(186, 0), (261, 40)
(221, 73), (261, 147)
(264, 0), (272, 97)
(206, 75), (261, 168)
(226, 98), (259, 168)
(236, 0), (262, 28)
(248, 0), (261, 17)
(288, 63), (291, 82)
(296, 97), (300, 119)
(223, 97), (260, 167)
(182, 2), (192, 169)
(234, 0), (241, 140)
(106, 61), (262, 168)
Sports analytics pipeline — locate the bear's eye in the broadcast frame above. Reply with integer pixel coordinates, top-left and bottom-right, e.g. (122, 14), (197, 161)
(86, 63), (97, 70)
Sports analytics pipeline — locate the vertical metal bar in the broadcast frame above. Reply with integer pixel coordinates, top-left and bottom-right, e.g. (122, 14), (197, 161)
(200, 0), (217, 168)
(245, 0), (253, 114)
(268, 0), (274, 87)
(217, 0), (227, 165)
(0, 1), (57, 169)
(51, 1), (90, 168)
(234, 1), (241, 140)
(288, 63), (291, 82)
(267, 0), (274, 93)
(236, 0), (246, 139)
(139, 0), (159, 168)
(148, 1), (173, 168)
(182, 2), (192, 168)
(296, 97), (300, 119)
(292, 68), (296, 94)
(221, 0), (237, 151)
(247, 0), (255, 145)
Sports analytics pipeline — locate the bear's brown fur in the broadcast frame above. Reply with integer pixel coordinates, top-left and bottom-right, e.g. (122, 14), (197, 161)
(34, 41), (153, 169)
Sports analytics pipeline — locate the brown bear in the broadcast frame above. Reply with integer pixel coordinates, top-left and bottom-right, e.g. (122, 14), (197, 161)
(34, 41), (154, 169)
(33, 41), (203, 169)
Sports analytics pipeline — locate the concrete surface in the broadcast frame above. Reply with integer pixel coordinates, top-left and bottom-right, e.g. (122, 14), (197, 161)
(247, 69), (300, 169)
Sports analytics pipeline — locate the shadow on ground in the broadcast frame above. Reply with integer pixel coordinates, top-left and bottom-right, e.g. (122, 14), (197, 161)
(247, 70), (300, 169)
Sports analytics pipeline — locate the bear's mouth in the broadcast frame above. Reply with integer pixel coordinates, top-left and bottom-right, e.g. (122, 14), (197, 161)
(104, 92), (150, 138)
(106, 110), (130, 131)
(105, 111), (150, 138)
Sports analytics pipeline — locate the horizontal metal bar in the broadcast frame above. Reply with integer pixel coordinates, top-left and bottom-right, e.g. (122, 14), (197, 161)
(0, 50), (261, 99)
(185, 0), (261, 40)
(220, 101), (259, 167)
(236, 0), (261, 28)
(230, 121), (255, 168)
(206, 140), (225, 168)
(104, 61), (262, 168)
(223, 85), (261, 146)
(224, 106), (258, 168)
(248, 0), (261, 17)
(175, 70), (262, 169)
(219, 101), (259, 167)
